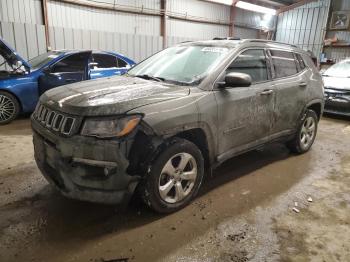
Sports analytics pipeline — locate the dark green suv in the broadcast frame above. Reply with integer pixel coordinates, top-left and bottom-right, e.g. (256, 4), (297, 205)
(32, 39), (324, 213)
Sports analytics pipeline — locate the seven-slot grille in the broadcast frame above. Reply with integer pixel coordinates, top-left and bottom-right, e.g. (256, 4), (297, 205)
(33, 104), (77, 136)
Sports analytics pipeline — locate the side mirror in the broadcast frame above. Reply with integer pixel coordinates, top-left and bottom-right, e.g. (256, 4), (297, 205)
(219, 72), (252, 88)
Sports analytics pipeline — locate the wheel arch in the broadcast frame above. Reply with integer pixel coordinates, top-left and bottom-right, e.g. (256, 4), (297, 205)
(306, 102), (323, 121)
(172, 128), (212, 169)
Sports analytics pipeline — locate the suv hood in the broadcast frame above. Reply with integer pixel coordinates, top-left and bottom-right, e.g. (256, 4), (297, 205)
(40, 76), (190, 116)
(323, 75), (350, 91)
(0, 37), (31, 70)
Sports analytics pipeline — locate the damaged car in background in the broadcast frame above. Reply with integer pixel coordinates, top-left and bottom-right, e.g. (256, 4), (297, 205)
(31, 39), (324, 213)
(0, 37), (135, 124)
(322, 59), (350, 116)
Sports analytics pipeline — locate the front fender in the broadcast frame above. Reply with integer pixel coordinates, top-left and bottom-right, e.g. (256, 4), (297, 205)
(128, 92), (217, 164)
(129, 94), (200, 136)
(0, 73), (39, 112)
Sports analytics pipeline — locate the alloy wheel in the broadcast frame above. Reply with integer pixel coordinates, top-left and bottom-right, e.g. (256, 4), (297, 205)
(158, 152), (198, 204)
(0, 95), (16, 123)
(300, 116), (316, 150)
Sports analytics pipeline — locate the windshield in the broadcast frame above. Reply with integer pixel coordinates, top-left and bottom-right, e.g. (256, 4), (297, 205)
(323, 60), (350, 78)
(128, 45), (231, 85)
(29, 51), (63, 69)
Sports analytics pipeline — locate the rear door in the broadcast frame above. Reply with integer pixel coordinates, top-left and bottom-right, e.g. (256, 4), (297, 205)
(38, 51), (90, 95)
(90, 52), (129, 79)
(214, 48), (275, 158)
(268, 49), (308, 135)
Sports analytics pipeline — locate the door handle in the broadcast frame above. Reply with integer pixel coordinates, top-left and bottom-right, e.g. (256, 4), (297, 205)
(260, 89), (274, 95)
(65, 79), (76, 83)
(299, 82), (307, 88)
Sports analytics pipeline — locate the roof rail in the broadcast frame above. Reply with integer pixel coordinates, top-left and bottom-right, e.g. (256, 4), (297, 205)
(244, 39), (298, 48)
(213, 37), (241, 40)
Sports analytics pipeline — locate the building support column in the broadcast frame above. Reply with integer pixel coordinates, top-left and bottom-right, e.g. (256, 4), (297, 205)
(229, 0), (238, 37)
(42, 0), (50, 50)
(160, 0), (167, 48)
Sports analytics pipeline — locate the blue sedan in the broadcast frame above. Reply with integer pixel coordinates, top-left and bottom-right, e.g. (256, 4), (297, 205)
(0, 37), (135, 124)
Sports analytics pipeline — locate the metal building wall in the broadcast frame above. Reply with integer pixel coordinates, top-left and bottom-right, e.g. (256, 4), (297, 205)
(234, 8), (276, 30)
(0, 0), (277, 66)
(47, 0), (161, 36)
(48, 25), (163, 62)
(234, 26), (259, 39)
(275, 0), (330, 58)
(167, 0), (274, 39)
(0, 21), (47, 69)
(323, 0), (350, 61)
(0, 0), (43, 24)
(166, 18), (229, 39)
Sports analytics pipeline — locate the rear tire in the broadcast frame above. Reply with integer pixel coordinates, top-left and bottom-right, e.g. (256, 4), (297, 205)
(287, 110), (318, 154)
(140, 138), (204, 213)
(0, 91), (20, 125)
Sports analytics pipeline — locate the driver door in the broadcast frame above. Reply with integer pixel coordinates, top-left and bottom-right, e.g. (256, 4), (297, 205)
(38, 51), (91, 95)
(214, 49), (275, 159)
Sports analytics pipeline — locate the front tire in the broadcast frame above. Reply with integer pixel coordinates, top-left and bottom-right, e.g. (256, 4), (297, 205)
(0, 91), (20, 125)
(140, 138), (204, 213)
(287, 110), (318, 154)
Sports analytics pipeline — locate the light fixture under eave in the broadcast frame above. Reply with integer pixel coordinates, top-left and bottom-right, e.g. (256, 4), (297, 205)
(206, 0), (234, 6)
(236, 1), (277, 15)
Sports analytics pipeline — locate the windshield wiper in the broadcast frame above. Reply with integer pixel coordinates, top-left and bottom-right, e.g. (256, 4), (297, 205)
(135, 74), (165, 82)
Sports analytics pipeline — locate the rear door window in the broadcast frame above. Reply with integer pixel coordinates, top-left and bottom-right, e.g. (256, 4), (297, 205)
(270, 50), (298, 78)
(92, 53), (128, 69)
(92, 54), (117, 69)
(226, 49), (268, 83)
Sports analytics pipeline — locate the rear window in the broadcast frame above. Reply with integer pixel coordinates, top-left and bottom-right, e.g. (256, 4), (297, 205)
(270, 50), (298, 78)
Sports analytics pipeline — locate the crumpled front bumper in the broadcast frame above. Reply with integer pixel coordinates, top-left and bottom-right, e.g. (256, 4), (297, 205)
(31, 117), (140, 205)
(324, 96), (350, 116)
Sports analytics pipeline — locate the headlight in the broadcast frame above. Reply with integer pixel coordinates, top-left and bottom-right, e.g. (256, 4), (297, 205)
(81, 115), (142, 138)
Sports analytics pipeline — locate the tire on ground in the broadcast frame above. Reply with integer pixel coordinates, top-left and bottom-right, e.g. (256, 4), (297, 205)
(140, 138), (205, 213)
(287, 109), (318, 154)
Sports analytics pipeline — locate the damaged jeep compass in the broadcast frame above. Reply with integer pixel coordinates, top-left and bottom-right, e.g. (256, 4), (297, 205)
(32, 39), (324, 213)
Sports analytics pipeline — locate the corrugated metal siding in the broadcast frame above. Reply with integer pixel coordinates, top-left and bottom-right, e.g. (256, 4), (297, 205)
(167, 0), (230, 22)
(0, 21), (47, 69)
(0, 0), (43, 24)
(234, 9), (276, 30)
(164, 0), (230, 39)
(275, 0), (330, 58)
(166, 19), (229, 39)
(48, 26), (163, 62)
(47, 0), (161, 36)
(167, 0), (274, 38)
(234, 26), (259, 39)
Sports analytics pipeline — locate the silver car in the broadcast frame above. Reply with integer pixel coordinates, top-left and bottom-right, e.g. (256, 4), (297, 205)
(322, 59), (350, 116)
(31, 39), (324, 213)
